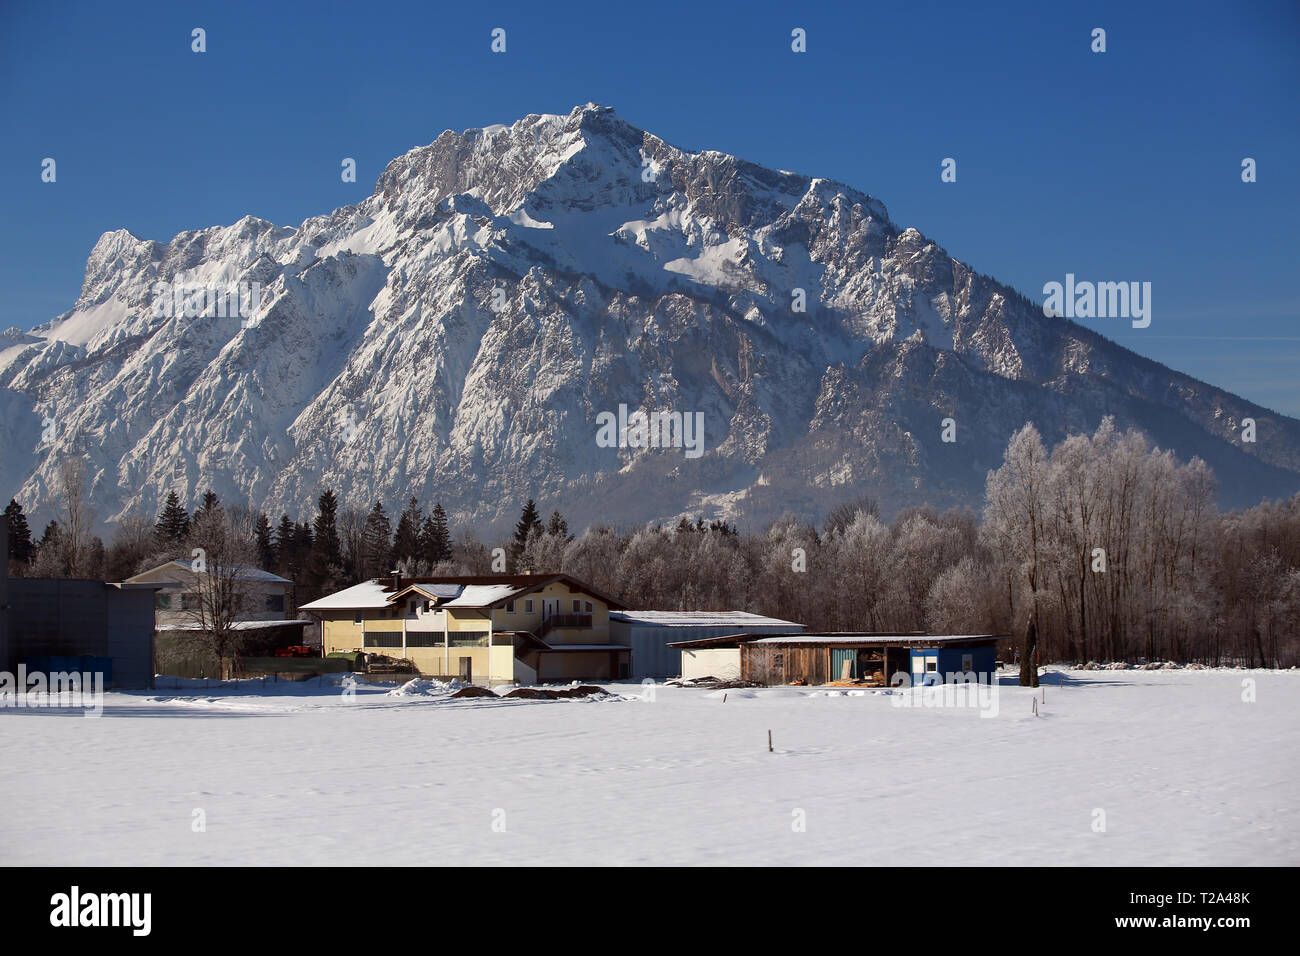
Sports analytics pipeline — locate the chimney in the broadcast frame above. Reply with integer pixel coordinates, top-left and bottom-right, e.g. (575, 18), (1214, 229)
(390, 570), (401, 592)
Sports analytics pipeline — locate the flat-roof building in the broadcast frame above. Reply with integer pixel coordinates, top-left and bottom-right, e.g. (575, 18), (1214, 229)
(667, 632), (1005, 686)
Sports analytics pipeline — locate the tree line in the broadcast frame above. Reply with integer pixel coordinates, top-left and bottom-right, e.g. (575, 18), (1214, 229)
(6, 417), (1298, 668)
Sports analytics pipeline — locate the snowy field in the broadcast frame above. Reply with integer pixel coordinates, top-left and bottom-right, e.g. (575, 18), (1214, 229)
(1, 668), (1295, 866)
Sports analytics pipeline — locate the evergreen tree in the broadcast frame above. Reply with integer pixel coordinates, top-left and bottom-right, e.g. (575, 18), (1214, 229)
(293, 522), (315, 576)
(192, 490), (221, 526)
(419, 515), (437, 567)
(254, 512), (276, 569)
(361, 501), (392, 579)
(87, 536), (106, 579)
(309, 489), (343, 580)
(547, 509), (569, 540)
(35, 520), (63, 573)
(4, 499), (34, 564)
(393, 497), (423, 566)
(420, 502), (452, 565)
(273, 514), (295, 577)
(154, 491), (190, 546)
(511, 499), (542, 569)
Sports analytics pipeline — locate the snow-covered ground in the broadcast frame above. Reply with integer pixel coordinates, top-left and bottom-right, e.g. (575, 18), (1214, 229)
(1, 668), (1294, 865)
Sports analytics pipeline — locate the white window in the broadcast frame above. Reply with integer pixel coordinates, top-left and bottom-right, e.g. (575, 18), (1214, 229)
(573, 599), (581, 612)
(524, 599), (534, 613)
(506, 600), (515, 613)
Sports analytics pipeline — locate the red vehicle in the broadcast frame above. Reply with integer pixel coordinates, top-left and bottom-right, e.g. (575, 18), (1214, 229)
(273, 645), (317, 659)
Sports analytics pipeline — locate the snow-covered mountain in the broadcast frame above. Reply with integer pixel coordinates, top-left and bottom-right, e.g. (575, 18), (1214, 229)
(3, 103), (1297, 532)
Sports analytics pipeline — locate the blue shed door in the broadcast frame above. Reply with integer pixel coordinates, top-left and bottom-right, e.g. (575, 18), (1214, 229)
(831, 648), (856, 680)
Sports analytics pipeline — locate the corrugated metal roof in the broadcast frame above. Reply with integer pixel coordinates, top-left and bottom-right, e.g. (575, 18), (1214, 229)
(752, 633), (1003, 646)
(667, 632), (1004, 649)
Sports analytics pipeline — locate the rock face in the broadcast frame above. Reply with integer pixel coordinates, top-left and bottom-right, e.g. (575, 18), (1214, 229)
(2, 103), (1296, 531)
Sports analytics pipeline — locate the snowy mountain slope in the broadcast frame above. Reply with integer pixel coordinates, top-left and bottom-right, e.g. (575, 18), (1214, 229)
(2, 103), (1297, 531)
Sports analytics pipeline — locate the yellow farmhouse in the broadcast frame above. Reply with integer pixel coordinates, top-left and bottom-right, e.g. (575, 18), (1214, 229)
(300, 573), (629, 685)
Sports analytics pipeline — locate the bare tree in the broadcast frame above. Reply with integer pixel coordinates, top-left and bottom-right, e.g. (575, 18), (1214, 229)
(56, 457), (96, 577)
(823, 495), (879, 537)
(183, 506), (259, 678)
(104, 512), (156, 580)
(983, 424), (1051, 686)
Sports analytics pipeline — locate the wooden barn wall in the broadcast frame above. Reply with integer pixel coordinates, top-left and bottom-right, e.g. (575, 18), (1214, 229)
(741, 645), (831, 685)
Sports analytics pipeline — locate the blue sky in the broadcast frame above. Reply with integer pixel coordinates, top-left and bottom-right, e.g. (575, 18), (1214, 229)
(2, 0), (1297, 414)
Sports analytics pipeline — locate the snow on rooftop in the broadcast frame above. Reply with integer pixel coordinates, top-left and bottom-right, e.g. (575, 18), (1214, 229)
(299, 580), (394, 610)
(303, 580), (540, 612)
(134, 561), (292, 584)
(156, 619), (307, 632)
(611, 610), (799, 627)
(442, 584), (524, 607)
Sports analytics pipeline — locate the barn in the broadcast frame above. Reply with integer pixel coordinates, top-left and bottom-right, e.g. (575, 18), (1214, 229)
(610, 610), (802, 680)
(667, 632), (1004, 686)
(0, 525), (161, 689)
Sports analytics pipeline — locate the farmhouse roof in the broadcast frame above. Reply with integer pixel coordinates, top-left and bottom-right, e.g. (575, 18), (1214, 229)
(127, 560), (292, 585)
(300, 573), (627, 613)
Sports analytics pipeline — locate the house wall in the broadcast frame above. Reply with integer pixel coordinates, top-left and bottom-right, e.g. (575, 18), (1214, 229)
(446, 610), (492, 631)
(679, 647), (741, 681)
(382, 645), (516, 683)
(318, 610), (516, 682)
(490, 581), (611, 643)
(320, 614), (365, 652)
(130, 564), (289, 625)
(314, 579), (620, 682)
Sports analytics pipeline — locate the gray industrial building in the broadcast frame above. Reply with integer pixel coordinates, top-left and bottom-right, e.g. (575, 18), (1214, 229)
(0, 524), (159, 688)
(610, 610), (804, 680)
